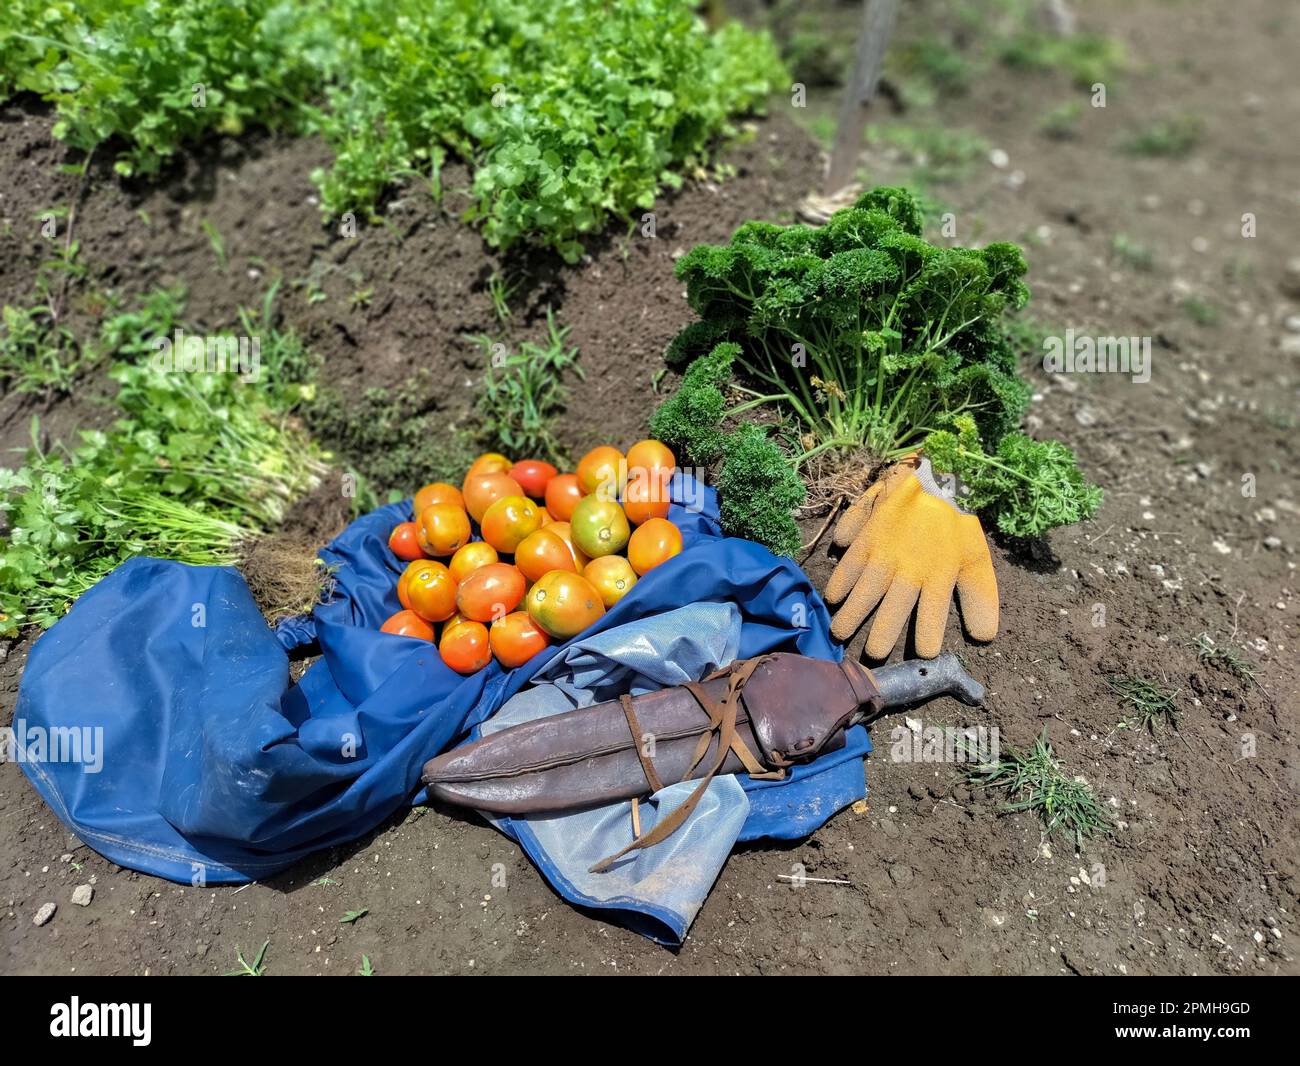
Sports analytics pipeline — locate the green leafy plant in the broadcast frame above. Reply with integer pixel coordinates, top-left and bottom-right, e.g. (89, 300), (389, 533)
(1122, 116), (1203, 158)
(225, 941), (270, 977)
(967, 729), (1111, 848)
(475, 310), (582, 465)
(0, 1), (783, 260)
(0, 290), (328, 634)
(1189, 633), (1257, 686)
(1107, 674), (1180, 732)
(923, 415), (1102, 537)
(715, 424), (806, 558)
(651, 186), (1101, 548)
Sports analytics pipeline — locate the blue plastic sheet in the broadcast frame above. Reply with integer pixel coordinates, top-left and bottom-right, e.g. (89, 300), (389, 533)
(12, 473), (869, 926)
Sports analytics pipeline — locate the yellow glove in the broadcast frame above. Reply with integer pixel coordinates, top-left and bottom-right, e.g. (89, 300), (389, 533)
(824, 456), (998, 658)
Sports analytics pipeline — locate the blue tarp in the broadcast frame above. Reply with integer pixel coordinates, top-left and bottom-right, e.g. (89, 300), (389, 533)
(12, 473), (868, 933)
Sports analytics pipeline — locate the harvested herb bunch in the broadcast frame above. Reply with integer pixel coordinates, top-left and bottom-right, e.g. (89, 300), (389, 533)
(651, 186), (1101, 550)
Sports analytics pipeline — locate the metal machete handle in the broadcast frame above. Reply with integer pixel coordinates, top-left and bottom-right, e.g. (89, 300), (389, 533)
(867, 653), (985, 708)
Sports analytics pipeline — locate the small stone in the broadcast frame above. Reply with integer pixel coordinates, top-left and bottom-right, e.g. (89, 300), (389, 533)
(1284, 315), (1300, 334)
(879, 818), (900, 839)
(33, 902), (56, 926)
(989, 148), (1010, 169)
(1263, 536), (1281, 550)
(71, 885), (93, 907)
(195, 942), (210, 958)
(60, 854), (73, 863)
(888, 864), (913, 886)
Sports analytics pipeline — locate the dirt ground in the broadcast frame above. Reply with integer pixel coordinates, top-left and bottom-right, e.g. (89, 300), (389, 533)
(2, 0), (1297, 975)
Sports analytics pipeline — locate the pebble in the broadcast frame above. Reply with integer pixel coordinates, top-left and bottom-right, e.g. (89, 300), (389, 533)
(1280, 334), (1300, 355)
(879, 818), (900, 839)
(989, 148), (1009, 169)
(1284, 315), (1300, 334)
(71, 885), (94, 907)
(1264, 536), (1282, 550)
(33, 902), (56, 926)
(888, 864), (913, 886)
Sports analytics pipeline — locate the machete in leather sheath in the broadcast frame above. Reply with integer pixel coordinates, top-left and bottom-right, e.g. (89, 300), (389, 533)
(422, 652), (984, 868)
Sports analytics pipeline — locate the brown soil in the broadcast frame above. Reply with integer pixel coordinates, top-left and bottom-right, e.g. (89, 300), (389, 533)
(1, 0), (1296, 975)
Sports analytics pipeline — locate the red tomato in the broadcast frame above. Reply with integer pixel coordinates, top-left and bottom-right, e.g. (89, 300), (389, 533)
(514, 527), (577, 582)
(509, 459), (558, 498)
(397, 559), (437, 610)
(462, 471), (524, 524)
(407, 562), (458, 622)
(388, 521), (425, 561)
(544, 473), (584, 521)
(627, 517), (683, 575)
(380, 609), (435, 641)
(626, 439), (676, 487)
(439, 620), (492, 674)
(414, 481), (464, 515)
(480, 494), (543, 554)
(490, 611), (551, 669)
(456, 562), (526, 623)
(576, 445), (626, 497)
(419, 504), (472, 556)
(622, 473), (670, 526)
(448, 541), (498, 584)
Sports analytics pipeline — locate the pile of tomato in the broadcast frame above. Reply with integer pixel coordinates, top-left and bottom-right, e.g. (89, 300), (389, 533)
(381, 440), (683, 675)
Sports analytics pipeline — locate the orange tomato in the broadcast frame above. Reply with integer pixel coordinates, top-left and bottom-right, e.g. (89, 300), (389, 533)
(406, 562), (458, 622)
(514, 527), (577, 582)
(525, 571), (606, 639)
(419, 504), (471, 556)
(582, 555), (638, 609)
(448, 541), (498, 584)
(456, 562), (526, 623)
(570, 494), (630, 558)
(622, 474), (671, 526)
(546, 522), (590, 573)
(414, 481), (464, 515)
(628, 517), (683, 575)
(388, 521), (426, 561)
(467, 452), (512, 477)
(397, 559), (437, 610)
(462, 471), (524, 524)
(439, 620), (492, 674)
(626, 439), (676, 487)
(544, 473), (585, 521)
(490, 611), (551, 669)
(576, 445), (626, 498)
(480, 494), (543, 554)
(509, 459), (558, 498)
(380, 609), (435, 641)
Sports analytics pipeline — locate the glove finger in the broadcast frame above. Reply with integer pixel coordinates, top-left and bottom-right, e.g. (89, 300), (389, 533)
(830, 559), (893, 642)
(825, 526), (875, 603)
(956, 552), (999, 642)
(913, 570), (959, 659)
(832, 483), (882, 548)
(865, 578), (921, 659)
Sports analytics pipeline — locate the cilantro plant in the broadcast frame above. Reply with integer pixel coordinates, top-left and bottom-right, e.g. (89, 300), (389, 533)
(0, 291), (327, 634)
(651, 186), (1101, 549)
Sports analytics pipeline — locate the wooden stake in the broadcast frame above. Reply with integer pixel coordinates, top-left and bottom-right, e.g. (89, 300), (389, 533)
(825, 0), (900, 195)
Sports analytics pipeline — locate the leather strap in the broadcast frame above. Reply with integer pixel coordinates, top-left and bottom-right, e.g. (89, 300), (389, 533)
(589, 656), (783, 873)
(619, 694), (665, 794)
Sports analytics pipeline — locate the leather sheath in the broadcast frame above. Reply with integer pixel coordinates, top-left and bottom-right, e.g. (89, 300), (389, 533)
(422, 654), (881, 815)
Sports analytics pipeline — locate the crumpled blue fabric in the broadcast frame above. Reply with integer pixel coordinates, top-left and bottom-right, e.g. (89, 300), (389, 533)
(11, 472), (870, 937)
